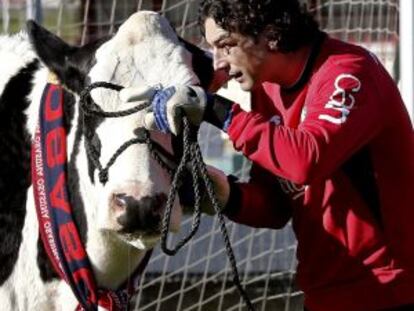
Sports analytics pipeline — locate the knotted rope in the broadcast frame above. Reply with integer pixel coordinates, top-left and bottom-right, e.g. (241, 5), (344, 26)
(80, 82), (255, 311)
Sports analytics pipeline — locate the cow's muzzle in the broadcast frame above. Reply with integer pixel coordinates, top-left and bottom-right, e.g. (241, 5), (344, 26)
(114, 192), (167, 234)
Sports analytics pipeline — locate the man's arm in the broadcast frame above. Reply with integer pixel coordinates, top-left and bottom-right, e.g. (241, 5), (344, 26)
(179, 163), (292, 229)
(223, 165), (292, 229)
(227, 59), (388, 185)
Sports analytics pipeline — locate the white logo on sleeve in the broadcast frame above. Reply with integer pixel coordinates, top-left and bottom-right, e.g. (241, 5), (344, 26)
(319, 73), (361, 125)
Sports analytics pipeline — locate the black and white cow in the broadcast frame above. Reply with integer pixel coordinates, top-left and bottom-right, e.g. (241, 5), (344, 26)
(0, 11), (213, 310)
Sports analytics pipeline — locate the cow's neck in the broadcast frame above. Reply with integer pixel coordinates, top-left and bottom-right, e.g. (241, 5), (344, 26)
(86, 228), (146, 289)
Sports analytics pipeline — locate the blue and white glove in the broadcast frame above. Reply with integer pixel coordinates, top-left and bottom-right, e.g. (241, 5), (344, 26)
(148, 85), (209, 135)
(120, 85), (233, 135)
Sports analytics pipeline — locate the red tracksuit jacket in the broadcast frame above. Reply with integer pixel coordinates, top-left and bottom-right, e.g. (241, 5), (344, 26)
(225, 35), (414, 311)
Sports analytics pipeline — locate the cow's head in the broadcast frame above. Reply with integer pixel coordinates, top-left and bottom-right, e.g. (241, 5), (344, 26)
(26, 12), (211, 253)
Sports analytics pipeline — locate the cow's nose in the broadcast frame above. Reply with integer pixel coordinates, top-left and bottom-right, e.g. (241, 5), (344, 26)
(115, 193), (167, 233)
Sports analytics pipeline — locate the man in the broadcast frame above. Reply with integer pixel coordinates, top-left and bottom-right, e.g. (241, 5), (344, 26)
(122, 1), (414, 310)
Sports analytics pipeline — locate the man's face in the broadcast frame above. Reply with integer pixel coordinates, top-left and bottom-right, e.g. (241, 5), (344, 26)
(204, 17), (270, 91)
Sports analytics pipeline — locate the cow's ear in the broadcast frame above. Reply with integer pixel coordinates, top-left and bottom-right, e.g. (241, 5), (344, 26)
(26, 20), (102, 93)
(179, 38), (214, 89)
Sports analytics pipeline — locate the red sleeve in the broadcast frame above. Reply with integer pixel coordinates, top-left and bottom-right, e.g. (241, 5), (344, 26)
(224, 165), (292, 229)
(227, 58), (387, 185)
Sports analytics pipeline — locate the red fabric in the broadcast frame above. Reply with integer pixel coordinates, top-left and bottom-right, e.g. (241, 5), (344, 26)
(226, 36), (414, 311)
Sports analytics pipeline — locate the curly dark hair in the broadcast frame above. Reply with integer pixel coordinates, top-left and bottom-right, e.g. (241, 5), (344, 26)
(199, 0), (320, 52)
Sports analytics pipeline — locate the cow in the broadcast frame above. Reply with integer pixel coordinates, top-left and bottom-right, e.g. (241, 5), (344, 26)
(0, 11), (213, 310)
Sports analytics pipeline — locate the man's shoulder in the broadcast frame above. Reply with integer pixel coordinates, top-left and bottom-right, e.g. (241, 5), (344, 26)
(324, 36), (369, 55)
(310, 37), (382, 88)
(320, 36), (379, 71)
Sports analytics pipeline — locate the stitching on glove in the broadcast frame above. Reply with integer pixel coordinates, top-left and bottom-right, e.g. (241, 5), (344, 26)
(153, 91), (167, 132)
(152, 86), (176, 133)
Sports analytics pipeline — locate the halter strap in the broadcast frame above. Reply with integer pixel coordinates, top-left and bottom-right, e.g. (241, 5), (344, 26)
(31, 82), (151, 311)
(49, 79), (254, 311)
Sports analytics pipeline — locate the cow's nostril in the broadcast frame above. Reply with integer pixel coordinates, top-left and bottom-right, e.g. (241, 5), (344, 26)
(114, 193), (128, 209)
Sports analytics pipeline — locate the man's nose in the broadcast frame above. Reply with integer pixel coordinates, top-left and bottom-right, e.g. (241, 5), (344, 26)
(212, 48), (229, 71)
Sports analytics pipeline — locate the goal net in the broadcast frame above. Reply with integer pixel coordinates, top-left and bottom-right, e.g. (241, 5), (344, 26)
(0, 1), (400, 310)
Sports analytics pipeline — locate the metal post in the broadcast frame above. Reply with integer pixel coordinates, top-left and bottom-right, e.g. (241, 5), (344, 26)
(2, 0), (10, 33)
(400, 0), (414, 123)
(26, 0), (43, 23)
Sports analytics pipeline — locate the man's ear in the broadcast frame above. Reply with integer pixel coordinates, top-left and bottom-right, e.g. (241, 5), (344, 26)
(179, 37), (214, 89)
(26, 20), (108, 93)
(263, 25), (280, 52)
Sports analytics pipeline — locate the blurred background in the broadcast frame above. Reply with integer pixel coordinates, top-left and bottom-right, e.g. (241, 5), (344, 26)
(0, 0), (409, 310)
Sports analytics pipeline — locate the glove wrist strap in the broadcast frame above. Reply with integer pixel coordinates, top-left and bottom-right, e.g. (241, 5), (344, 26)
(203, 94), (234, 132)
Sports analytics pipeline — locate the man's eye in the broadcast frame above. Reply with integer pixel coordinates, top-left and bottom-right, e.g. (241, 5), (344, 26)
(218, 44), (231, 56)
(223, 45), (231, 56)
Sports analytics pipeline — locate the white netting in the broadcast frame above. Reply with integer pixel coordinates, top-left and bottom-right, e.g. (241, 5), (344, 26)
(0, 1), (400, 310)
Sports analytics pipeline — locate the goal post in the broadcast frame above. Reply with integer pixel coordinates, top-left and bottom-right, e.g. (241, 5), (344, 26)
(399, 0), (414, 123)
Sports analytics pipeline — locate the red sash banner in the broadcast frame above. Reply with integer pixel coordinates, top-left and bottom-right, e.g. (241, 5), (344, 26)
(32, 83), (152, 311)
